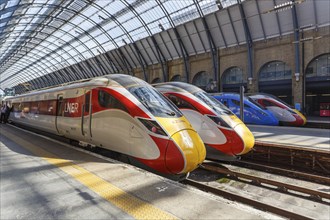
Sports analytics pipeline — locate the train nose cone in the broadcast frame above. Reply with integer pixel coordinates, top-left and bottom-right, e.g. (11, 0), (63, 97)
(293, 109), (307, 125)
(233, 123), (255, 155)
(166, 129), (206, 174)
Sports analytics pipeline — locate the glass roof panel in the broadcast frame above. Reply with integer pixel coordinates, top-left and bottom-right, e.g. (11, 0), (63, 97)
(0, 0), (299, 91)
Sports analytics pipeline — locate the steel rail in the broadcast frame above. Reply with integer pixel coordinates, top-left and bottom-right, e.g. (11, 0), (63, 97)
(201, 163), (330, 202)
(182, 179), (313, 220)
(254, 141), (330, 154)
(243, 142), (330, 176)
(226, 160), (330, 185)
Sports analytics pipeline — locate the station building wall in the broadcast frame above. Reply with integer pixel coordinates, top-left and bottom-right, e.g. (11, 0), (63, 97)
(148, 27), (329, 114)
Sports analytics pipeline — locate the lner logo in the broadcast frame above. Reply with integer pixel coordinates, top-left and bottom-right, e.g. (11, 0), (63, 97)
(65, 102), (79, 113)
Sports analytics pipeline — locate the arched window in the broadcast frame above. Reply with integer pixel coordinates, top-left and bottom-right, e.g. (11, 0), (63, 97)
(222, 67), (245, 84)
(259, 61), (291, 81)
(151, 77), (161, 84)
(170, 74), (181, 82)
(192, 71), (212, 90)
(306, 53), (330, 77)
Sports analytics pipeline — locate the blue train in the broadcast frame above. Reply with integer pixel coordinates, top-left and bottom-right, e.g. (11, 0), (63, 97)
(211, 93), (279, 126)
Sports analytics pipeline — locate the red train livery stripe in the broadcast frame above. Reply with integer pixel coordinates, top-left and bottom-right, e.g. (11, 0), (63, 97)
(136, 136), (185, 174)
(92, 88), (150, 119)
(18, 87), (151, 119)
(207, 128), (244, 156)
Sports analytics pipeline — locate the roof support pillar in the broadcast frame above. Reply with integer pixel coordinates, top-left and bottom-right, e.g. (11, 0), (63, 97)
(237, 0), (254, 89)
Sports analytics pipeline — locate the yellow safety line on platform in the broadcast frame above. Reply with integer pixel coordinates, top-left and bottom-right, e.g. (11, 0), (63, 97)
(2, 129), (177, 220)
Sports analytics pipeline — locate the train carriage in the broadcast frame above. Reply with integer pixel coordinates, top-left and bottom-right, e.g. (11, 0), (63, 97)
(211, 93), (279, 126)
(6, 75), (206, 179)
(249, 93), (307, 126)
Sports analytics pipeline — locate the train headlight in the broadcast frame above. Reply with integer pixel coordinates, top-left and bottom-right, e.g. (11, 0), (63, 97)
(207, 115), (230, 128)
(138, 118), (167, 136)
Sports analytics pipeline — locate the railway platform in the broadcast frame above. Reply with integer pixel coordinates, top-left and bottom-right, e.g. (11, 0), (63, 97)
(0, 124), (279, 220)
(248, 125), (330, 151)
(305, 116), (330, 129)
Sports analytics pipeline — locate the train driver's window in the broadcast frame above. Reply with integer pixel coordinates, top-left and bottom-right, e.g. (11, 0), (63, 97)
(263, 100), (276, 107)
(167, 94), (196, 110)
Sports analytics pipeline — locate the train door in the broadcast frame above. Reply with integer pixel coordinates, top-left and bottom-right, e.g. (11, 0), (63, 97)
(55, 94), (64, 135)
(81, 90), (92, 140)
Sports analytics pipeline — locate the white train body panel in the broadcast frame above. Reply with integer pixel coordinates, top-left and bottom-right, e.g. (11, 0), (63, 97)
(267, 106), (296, 122)
(182, 109), (226, 145)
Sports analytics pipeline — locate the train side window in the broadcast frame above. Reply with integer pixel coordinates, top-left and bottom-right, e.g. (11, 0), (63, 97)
(31, 101), (39, 114)
(167, 94), (196, 110)
(112, 98), (128, 112)
(232, 99), (240, 106)
(12, 103), (19, 112)
(98, 90), (111, 108)
(22, 102), (31, 113)
(222, 99), (228, 107)
(85, 93), (90, 113)
(98, 90), (128, 112)
(48, 101), (55, 115)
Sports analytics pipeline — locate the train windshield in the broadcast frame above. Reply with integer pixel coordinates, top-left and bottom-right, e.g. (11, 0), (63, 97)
(128, 86), (182, 118)
(194, 91), (234, 115)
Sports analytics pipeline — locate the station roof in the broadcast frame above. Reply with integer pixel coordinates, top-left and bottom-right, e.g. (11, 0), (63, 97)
(0, 0), (329, 94)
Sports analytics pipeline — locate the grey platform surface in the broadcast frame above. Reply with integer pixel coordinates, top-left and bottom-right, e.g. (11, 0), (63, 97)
(0, 124), (279, 220)
(248, 125), (330, 151)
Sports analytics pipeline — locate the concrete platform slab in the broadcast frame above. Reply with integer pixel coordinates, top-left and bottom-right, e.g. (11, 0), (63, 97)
(248, 125), (330, 151)
(0, 124), (280, 220)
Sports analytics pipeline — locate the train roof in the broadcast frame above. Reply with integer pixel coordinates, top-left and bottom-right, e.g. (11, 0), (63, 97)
(5, 74), (151, 100)
(153, 82), (203, 94)
(248, 93), (294, 108)
(105, 74), (149, 89)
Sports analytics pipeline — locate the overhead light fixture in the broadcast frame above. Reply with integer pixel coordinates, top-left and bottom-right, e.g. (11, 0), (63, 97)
(263, 0), (305, 14)
(216, 0), (222, 10)
(158, 23), (165, 31)
(294, 72), (300, 81)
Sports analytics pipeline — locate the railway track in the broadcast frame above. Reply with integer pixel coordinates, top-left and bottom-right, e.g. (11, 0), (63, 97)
(182, 179), (313, 220)
(185, 161), (329, 220)
(225, 159), (330, 185)
(239, 141), (330, 178)
(200, 163), (330, 203)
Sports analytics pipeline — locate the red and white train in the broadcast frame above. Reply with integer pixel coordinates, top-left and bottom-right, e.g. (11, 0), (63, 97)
(153, 82), (255, 160)
(249, 93), (307, 126)
(6, 75), (206, 178)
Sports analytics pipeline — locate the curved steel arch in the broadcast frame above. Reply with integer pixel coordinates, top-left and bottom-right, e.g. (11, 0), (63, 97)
(121, 0), (168, 81)
(3, 41), (70, 87)
(193, 0), (218, 90)
(1, 2), (127, 76)
(91, 2), (149, 80)
(0, 13), (118, 85)
(0, 24), (92, 85)
(155, 0), (190, 82)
